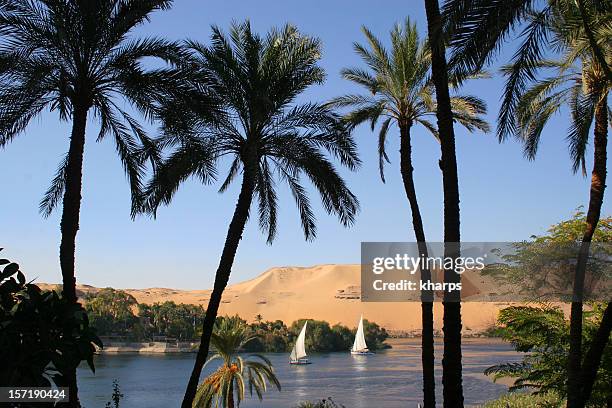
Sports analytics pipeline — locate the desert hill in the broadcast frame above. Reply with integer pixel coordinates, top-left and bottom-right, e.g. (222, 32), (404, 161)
(40, 264), (512, 334)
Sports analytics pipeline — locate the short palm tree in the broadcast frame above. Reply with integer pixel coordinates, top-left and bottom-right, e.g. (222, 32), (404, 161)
(328, 19), (489, 407)
(194, 316), (281, 408)
(138, 21), (360, 407)
(0, 1), (184, 405)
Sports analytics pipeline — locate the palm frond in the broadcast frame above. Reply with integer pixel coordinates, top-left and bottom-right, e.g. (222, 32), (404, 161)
(567, 88), (597, 174)
(498, 6), (553, 141)
(39, 153), (69, 217)
(378, 117), (392, 182)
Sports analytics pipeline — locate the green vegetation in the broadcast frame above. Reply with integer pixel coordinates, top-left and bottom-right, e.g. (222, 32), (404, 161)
(444, 1), (611, 405)
(104, 380), (124, 408)
(481, 391), (563, 408)
(194, 316), (281, 408)
(295, 398), (345, 408)
(83, 290), (390, 351)
(484, 211), (612, 300)
(486, 303), (611, 406)
(138, 302), (207, 341)
(85, 288), (139, 338)
(85, 289), (206, 341)
(0, 251), (100, 388)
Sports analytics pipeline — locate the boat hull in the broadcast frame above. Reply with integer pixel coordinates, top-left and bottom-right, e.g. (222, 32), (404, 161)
(351, 350), (374, 355)
(290, 358), (311, 365)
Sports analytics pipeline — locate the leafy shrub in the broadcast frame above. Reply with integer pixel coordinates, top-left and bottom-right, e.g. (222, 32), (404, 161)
(481, 391), (563, 407)
(295, 398), (345, 408)
(486, 304), (611, 406)
(105, 379), (123, 408)
(0, 249), (101, 387)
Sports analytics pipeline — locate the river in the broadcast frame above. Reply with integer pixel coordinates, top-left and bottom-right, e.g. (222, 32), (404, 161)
(78, 338), (521, 408)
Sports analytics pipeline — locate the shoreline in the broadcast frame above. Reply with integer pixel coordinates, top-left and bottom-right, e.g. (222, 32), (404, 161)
(97, 336), (505, 354)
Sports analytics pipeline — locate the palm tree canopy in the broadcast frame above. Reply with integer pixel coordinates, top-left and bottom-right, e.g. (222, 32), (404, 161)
(494, 2), (611, 173)
(194, 316), (281, 408)
(141, 21), (360, 242)
(0, 0), (189, 214)
(327, 18), (489, 181)
(442, 0), (611, 141)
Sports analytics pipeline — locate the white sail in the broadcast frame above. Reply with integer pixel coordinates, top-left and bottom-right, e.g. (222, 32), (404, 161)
(291, 321), (308, 361)
(352, 315), (368, 352)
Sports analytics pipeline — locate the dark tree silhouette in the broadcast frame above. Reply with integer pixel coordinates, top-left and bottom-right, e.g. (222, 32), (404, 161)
(422, 0), (465, 406)
(442, 1), (610, 405)
(138, 21), (360, 408)
(328, 18), (489, 407)
(0, 1), (186, 404)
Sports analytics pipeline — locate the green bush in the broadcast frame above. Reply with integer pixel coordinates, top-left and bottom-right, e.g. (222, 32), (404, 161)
(295, 398), (345, 408)
(486, 304), (611, 406)
(481, 391), (563, 407)
(0, 249), (101, 387)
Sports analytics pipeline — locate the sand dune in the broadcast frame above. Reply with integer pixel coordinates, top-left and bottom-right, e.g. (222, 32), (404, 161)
(41, 264), (515, 334)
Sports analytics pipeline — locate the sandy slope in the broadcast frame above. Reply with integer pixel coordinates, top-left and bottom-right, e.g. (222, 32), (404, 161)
(41, 264), (513, 333)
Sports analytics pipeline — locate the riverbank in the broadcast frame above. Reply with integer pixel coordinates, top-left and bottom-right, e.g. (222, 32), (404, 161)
(99, 334), (502, 354)
(100, 341), (197, 353)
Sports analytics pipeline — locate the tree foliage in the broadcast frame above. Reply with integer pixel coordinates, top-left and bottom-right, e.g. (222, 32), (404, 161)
(484, 210), (611, 301)
(288, 318), (389, 352)
(328, 18), (489, 182)
(139, 20), (360, 242)
(138, 301), (206, 340)
(0, 250), (101, 387)
(194, 316), (281, 408)
(0, 0), (192, 215)
(485, 303), (611, 406)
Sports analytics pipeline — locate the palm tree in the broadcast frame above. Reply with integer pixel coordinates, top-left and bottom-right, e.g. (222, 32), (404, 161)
(193, 316), (281, 408)
(441, 2), (610, 406)
(0, 1), (185, 405)
(139, 21), (360, 408)
(420, 0), (466, 405)
(328, 19), (489, 407)
(497, 7), (610, 407)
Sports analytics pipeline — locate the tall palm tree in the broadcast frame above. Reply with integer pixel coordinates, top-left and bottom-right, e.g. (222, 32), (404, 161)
(441, 2), (610, 406)
(420, 0), (466, 405)
(139, 21), (360, 408)
(497, 7), (610, 407)
(194, 316), (281, 408)
(0, 1), (184, 405)
(328, 19), (489, 408)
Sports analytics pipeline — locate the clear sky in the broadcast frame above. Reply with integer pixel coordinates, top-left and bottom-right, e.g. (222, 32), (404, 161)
(1, 0), (609, 289)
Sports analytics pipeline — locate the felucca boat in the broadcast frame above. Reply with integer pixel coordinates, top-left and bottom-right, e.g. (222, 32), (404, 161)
(290, 321), (311, 365)
(351, 315), (373, 355)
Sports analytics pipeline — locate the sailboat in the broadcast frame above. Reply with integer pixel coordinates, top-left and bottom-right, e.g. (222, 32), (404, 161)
(290, 321), (311, 365)
(351, 315), (373, 355)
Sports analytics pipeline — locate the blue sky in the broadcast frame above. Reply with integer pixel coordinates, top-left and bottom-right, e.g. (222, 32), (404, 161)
(0, 0), (609, 289)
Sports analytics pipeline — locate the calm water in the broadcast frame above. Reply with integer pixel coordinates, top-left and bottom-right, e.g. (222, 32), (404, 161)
(78, 339), (521, 408)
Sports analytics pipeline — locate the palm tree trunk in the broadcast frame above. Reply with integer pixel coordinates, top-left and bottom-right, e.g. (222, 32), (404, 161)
(59, 104), (88, 408)
(399, 122), (435, 408)
(567, 94), (608, 408)
(580, 301), (611, 405)
(422, 1), (464, 407)
(181, 166), (256, 408)
(228, 380), (235, 408)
